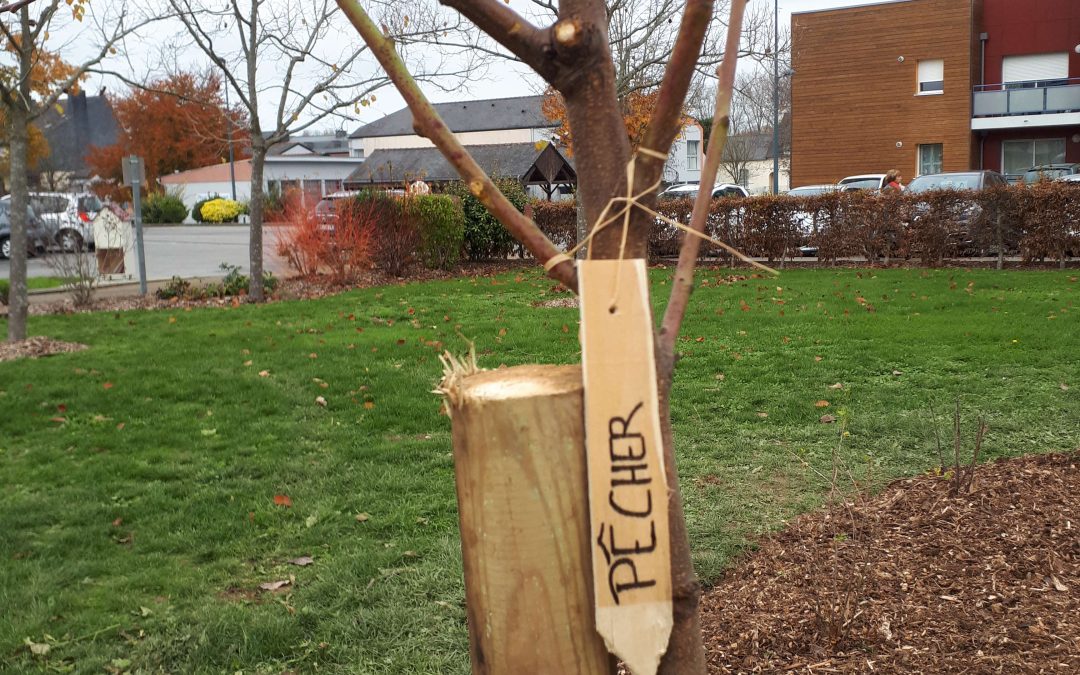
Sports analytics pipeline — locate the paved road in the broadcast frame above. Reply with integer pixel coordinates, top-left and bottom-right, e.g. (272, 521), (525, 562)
(0, 225), (288, 280)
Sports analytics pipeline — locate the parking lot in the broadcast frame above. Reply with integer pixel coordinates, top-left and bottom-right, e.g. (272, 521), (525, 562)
(0, 225), (288, 280)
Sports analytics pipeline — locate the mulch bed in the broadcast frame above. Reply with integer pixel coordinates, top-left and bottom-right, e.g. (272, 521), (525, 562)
(701, 450), (1080, 673)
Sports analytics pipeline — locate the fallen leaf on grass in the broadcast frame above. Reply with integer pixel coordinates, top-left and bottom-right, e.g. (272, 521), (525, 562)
(355, 512), (370, 522)
(814, 356), (822, 362)
(363, 400), (375, 410)
(829, 382), (844, 390)
(273, 494), (293, 508)
(820, 414), (837, 424)
(258, 370), (270, 377)
(815, 400), (830, 408)
(258, 579), (291, 591)
(315, 396), (327, 407)
(116, 422), (125, 430)
(243, 360), (253, 366)
(305, 514), (318, 528)
(288, 556), (314, 567)
(309, 352), (318, 359)
(112, 517), (123, 527)
(23, 638), (49, 657)
(892, 370), (903, 376)
(49, 416), (67, 424)
(201, 428), (217, 436)
(103, 382), (114, 390)
(756, 411), (768, 418)
(1061, 383), (1069, 391)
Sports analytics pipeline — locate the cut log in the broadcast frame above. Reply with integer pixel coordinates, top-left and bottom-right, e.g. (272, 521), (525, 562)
(447, 364), (613, 675)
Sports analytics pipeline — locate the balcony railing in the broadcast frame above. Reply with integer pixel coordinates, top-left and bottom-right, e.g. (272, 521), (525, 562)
(972, 78), (1080, 117)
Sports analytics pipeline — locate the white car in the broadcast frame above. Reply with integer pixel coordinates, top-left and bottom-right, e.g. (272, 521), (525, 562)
(658, 183), (749, 200)
(786, 185), (840, 256)
(0, 191), (102, 251)
(838, 174), (887, 192)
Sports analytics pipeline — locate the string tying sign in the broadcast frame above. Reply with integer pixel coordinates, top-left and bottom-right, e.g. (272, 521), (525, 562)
(579, 258), (672, 675)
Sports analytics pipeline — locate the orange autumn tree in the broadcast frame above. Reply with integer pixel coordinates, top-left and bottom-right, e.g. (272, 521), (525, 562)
(542, 86), (687, 156)
(87, 71), (247, 198)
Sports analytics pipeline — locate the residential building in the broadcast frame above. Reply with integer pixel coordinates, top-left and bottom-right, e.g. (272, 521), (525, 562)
(264, 130), (362, 197)
(159, 160), (253, 220)
(348, 94), (705, 189)
(719, 130), (790, 194)
(790, 0), (1080, 186)
(34, 91), (119, 190)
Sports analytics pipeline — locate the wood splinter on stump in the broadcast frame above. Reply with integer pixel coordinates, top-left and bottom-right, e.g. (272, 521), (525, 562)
(439, 361), (614, 675)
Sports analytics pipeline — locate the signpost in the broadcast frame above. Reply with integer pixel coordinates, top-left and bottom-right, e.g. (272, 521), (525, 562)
(122, 155), (148, 295)
(579, 259), (673, 675)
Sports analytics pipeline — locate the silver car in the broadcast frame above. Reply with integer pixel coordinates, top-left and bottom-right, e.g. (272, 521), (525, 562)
(0, 201), (51, 260)
(0, 191), (101, 251)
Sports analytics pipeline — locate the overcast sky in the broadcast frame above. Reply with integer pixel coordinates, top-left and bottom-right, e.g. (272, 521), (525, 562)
(56, 0), (902, 134)
(348, 0), (901, 129)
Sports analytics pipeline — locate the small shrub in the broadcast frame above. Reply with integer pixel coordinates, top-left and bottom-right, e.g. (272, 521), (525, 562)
(142, 192), (189, 224)
(445, 177), (524, 260)
(156, 276), (192, 300)
(274, 192), (375, 282)
(366, 191), (418, 277)
(411, 194), (465, 270)
(531, 200), (578, 251)
(191, 195), (220, 224)
(200, 199), (244, 223)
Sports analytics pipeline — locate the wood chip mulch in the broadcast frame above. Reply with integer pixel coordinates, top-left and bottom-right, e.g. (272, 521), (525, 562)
(0, 336), (88, 362)
(701, 450), (1080, 673)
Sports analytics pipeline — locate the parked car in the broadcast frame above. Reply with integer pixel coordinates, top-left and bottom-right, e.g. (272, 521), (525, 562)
(0, 191), (101, 252)
(786, 184), (838, 198)
(1022, 163), (1080, 184)
(1057, 173), (1080, 184)
(0, 201), (50, 260)
(905, 171), (1009, 254)
(838, 174), (887, 192)
(658, 183), (749, 200)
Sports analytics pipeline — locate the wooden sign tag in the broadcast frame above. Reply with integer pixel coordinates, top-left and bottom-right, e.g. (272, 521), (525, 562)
(579, 259), (673, 675)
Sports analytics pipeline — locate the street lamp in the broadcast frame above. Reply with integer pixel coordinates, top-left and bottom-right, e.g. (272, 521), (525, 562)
(771, 0), (780, 195)
(223, 77), (237, 201)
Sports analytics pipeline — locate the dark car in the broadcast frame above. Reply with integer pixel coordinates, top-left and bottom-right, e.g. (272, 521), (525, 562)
(0, 201), (50, 260)
(905, 171), (1010, 255)
(1022, 163), (1080, 184)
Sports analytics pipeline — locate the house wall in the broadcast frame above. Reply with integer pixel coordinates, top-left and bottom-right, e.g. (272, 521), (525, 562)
(790, 0), (978, 187)
(977, 0), (1080, 173)
(264, 159), (364, 183)
(353, 128), (555, 158)
(743, 159), (791, 195)
(664, 123), (704, 185)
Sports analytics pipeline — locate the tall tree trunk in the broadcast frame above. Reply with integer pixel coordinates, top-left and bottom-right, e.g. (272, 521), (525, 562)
(6, 104), (30, 342)
(248, 142), (266, 301)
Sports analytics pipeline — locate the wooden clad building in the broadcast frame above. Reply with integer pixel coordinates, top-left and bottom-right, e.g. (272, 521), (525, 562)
(791, 0), (980, 187)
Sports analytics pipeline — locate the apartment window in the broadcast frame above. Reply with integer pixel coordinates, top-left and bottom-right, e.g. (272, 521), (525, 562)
(1002, 138), (1066, 176)
(917, 143), (943, 175)
(1002, 53), (1068, 88)
(917, 59), (944, 94)
(686, 140), (700, 171)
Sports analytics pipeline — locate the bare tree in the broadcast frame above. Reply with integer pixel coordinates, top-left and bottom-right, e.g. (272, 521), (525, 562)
(718, 131), (759, 186)
(167, 0), (479, 301)
(1, 0), (158, 341)
(336, 0), (757, 671)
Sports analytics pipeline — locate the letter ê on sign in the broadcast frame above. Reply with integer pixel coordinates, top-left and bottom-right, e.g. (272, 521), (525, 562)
(579, 259), (673, 675)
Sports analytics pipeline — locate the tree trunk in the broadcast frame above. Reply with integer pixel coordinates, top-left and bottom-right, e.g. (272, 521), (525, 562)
(6, 103), (30, 342)
(248, 142), (266, 301)
(448, 364), (613, 674)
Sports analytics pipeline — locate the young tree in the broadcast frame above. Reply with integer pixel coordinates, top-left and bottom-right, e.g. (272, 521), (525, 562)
(1, 0), (157, 342)
(337, 0), (751, 671)
(86, 71), (247, 199)
(167, 0), (479, 301)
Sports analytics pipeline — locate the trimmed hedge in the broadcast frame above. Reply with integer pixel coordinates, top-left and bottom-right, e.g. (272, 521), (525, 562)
(444, 178), (526, 261)
(527, 183), (1080, 265)
(410, 194), (465, 271)
(142, 192), (189, 224)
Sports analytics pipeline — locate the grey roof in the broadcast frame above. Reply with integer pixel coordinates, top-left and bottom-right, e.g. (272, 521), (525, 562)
(349, 95), (552, 139)
(344, 143), (573, 186)
(268, 132), (351, 156)
(35, 92), (119, 177)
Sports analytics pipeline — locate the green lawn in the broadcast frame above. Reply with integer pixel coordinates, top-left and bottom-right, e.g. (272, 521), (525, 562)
(1, 267), (1077, 673)
(27, 277), (68, 291)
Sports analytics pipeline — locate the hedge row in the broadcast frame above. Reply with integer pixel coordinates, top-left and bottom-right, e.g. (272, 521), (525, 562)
(529, 183), (1080, 265)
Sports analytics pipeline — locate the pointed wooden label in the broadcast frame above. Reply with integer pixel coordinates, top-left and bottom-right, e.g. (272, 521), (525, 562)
(579, 259), (673, 675)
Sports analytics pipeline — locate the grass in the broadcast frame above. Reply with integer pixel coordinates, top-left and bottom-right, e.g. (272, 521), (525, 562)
(1, 267), (1077, 673)
(26, 277), (68, 292)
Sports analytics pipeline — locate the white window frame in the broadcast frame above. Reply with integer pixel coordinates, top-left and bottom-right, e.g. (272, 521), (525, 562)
(686, 139), (700, 171)
(916, 59), (944, 96)
(917, 143), (943, 176)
